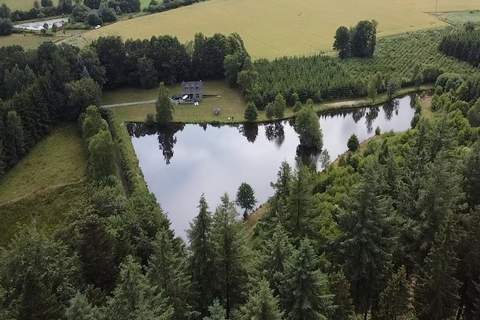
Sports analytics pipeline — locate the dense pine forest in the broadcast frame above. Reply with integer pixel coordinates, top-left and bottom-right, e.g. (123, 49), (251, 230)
(1, 21), (480, 320)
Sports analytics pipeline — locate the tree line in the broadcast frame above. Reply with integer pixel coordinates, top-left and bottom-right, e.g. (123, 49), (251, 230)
(93, 32), (249, 89)
(439, 25), (480, 67)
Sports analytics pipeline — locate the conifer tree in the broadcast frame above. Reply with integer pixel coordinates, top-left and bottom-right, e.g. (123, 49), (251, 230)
(261, 224), (295, 306)
(464, 142), (480, 209)
(273, 93), (286, 118)
(211, 194), (252, 318)
(156, 83), (174, 124)
(238, 279), (283, 320)
(286, 166), (316, 239)
(188, 195), (215, 316)
(282, 239), (333, 320)
(4, 110), (25, 166)
(414, 225), (460, 320)
(66, 293), (103, 320)
(0, 228), (79, 320)
(334, 160), (393, 319)
(244, 102), (258, 122)
(107, 256), (173, 320)
(147, 230), (191, 320)
(329, 271), (355, 320)
(377, 266), (411, 320)
(204, 300), (226, 320)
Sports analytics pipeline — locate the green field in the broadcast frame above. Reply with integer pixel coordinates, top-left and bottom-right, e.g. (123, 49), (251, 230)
(434, 10), (480, 25)
(0, 124), (87, 246)
(82, 0), (480, 58)
(0, 0), (58, 10)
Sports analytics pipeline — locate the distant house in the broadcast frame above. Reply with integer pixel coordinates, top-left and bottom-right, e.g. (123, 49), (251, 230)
(181, 81), (203, 102)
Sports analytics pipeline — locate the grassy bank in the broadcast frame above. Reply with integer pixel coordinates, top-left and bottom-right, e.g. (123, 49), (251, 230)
(0, 123), (88, 246)
(108, 83), (432, 124)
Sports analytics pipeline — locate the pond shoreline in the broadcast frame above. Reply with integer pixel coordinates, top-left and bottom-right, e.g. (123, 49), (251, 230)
(108, 85), (432, 125)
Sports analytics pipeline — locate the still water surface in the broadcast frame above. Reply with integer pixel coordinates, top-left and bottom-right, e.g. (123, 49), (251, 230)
(129, 96), (416, 238)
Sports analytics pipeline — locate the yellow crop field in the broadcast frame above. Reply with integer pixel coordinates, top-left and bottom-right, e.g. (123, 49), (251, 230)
(82, 0), (480, 58)
(0, 0), (58, 11)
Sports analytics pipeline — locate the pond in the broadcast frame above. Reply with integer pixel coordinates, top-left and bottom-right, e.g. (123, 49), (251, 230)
(128, 96), (416, 238)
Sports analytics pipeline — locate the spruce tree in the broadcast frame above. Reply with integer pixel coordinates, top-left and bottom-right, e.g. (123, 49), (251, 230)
(4, 110), (25, 166)
(244, 102), (258, 122)
(334, 160), (393, 319)
(238, 279), (283, 320)
(204, 300), (226, 320)
(107, 256), (173, 320)
(273, 93), (286, 118)
(0, 228), (79, 320)
(377, 266), (411, 320)
(464, 142), (480, 209)
(286, 166), (315, 239)
(147, 230), (192, 320)
(328, 271), (355, 320)
(156, 83), (174, 124)
(187, 195), (215, 316)
(282, 239), (333, 320)
(66, 293), (103, 320)
(211, 194), (252, 318)
(414, 225), (460, 320)
(261, 224), (295, 307)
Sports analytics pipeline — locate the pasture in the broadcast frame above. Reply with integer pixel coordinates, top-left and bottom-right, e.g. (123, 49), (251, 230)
(0, 30), (87, 49)
(82, 0), (480, 59)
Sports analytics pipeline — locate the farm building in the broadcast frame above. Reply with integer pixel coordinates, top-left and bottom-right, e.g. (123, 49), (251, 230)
(181, 81), (203, 102)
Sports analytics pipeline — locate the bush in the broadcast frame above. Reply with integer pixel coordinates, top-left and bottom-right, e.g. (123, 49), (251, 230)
(467, 99), (480, 127)
(347, 134), (360, 152)
(87, 11), (103, 26)
(0, 18), (13, 36)
(244, 103), (258, 122)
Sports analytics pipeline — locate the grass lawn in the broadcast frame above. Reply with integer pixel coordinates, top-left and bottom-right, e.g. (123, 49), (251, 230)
(104, 80), (250, 123)
(0, 123), (88, 245)
(81, 0), (479, 59)
(434, 10), (480, 26)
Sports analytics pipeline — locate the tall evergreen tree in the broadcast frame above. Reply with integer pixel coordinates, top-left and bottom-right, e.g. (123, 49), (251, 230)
(334, 161), (393, 319)
(187, 195), (215, 316)
(328, 271), (355, 320)
(414, 225), (460, 320)
(156, 83), (174, 124)
(4, 110), (25, 166)
(286, 166), (316, 239)
(464, 142), (480, 209)
(147, 230), (192, 320)
(0, 228), (79, 320)
(282, 239), (333, 320)
(333, 26), (351, 59)
(377, 266), (411, 320)
(204, 300), (226, 320)
(294, 106), (323, 151)
(238, 279), (283, 320)
(107, 256), (173, 320)
(211, 194), (252, 318)
(260, 224), (295, 307)
(66, 293), (102, 320)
